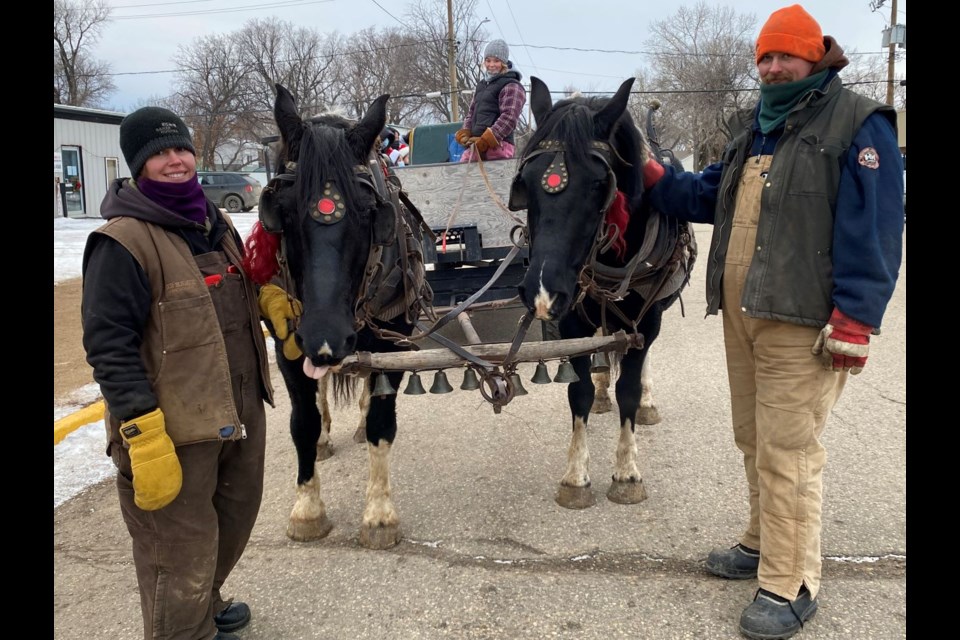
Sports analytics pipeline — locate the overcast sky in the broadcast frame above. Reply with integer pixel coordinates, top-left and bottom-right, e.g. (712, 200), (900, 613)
(94, 0), (907, 112)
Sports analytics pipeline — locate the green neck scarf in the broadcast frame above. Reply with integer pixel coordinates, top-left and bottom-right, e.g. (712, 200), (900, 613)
(758, 70), (828, 134)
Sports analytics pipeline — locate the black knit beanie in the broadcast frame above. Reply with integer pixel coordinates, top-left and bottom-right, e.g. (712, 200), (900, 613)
(120, 107), (196, 178)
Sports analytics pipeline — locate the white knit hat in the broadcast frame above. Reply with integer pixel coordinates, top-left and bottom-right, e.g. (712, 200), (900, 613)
(483, 39), (509, 62)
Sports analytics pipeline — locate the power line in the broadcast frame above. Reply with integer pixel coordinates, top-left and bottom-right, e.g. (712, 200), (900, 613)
(113, 0), (333, 19)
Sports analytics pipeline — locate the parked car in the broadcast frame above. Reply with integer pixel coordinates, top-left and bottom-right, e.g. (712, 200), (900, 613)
(197, 171), (262, 213)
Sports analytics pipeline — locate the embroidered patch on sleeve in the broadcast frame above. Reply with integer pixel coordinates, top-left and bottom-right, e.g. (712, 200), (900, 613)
(858, 147), (880, 169)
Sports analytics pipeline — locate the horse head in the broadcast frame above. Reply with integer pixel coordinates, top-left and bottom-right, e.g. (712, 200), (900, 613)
(262, 83), (392, 375)
(512, 77), (648, 321)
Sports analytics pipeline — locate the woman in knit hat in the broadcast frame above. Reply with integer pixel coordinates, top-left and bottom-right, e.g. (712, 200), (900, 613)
(455, 38), (526, 162)
(642, 5), (904, 639)
(81, 106), (276, 640)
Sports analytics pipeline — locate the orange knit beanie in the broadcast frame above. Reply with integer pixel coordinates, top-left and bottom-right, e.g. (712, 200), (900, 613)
(755, 4), (826, 64)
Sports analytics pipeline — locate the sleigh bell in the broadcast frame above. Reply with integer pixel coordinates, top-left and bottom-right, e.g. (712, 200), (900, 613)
(590, 352), (611, 373)
(460, 367), (481, 391)
(429, 370), (454, 394)
(372, 372), (397, 397)
(508, 372), (528, 396)
(531, 361), (552, 384)
(553, 359), (580, 383)
(403, 372), (427, 395)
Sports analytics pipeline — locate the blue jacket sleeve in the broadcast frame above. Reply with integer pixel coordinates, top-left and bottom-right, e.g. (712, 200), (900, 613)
(830, 112), (905, 328)
(646, 162), (723, 224)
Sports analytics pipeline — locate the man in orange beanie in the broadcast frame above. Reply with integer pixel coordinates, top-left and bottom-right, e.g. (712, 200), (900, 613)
(643, 5), (904, 639)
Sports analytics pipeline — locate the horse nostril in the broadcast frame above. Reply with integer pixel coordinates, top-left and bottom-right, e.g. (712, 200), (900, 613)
(343, 333), (358, 354)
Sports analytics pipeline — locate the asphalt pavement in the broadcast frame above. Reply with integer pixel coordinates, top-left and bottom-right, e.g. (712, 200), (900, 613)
(53, 224), (907, 640)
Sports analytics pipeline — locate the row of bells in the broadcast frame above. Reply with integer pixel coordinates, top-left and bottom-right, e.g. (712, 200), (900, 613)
(372, 352), (611, 397)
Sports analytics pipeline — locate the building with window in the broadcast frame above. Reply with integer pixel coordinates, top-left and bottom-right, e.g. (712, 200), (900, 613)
(53, 104), (128, 219)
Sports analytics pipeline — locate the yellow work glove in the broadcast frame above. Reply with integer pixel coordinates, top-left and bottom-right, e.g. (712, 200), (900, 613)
(258, 283), (303, 360)
(119, 408), (182, 511)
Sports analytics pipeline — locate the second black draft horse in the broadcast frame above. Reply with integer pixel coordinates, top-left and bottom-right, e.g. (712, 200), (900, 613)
(246, 84), (431, 548)
(510, 77), (696, 509)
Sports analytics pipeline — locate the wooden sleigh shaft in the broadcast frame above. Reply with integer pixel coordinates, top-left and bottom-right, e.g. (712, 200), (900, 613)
(341, 330), (643, 374)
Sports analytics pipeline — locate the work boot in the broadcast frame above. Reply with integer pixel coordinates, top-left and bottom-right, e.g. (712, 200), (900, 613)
(706, 543), (759, 579)
(214, 634), (240, 640)
(739, 586), (818, 640)
(214, 602), (251, 632)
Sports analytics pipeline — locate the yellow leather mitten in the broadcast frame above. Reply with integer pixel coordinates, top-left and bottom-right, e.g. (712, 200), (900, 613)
(119, 408), (182, 511)
(258, 284), (303, 359)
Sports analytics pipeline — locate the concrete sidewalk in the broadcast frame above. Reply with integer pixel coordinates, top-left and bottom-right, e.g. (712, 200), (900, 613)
(53, 224), (906, 639)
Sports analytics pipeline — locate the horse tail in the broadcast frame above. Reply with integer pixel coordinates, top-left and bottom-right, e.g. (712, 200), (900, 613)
(241, 221), (281, 285)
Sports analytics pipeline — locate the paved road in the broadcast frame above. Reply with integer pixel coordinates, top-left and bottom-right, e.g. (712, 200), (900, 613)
(53, 224), (907, 639)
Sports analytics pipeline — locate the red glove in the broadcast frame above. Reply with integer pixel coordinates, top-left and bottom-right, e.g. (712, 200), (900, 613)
(811, 308), (873, 375)
(642, 153), (665, 189)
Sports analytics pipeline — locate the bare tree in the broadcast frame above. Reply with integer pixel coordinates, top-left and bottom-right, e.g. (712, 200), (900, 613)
(235, 17), (342, 133)
(172, 34), (253, 171)
(644, 2), (757, 170)
(404, 0), (488, 124)
(53, 0), (115, 107)
(335, 27), (433, 124)
(840, 49), (906, 109)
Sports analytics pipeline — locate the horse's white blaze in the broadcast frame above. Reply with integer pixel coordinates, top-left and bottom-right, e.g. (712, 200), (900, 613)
(640, 352), (654, 409)
(290, 475), (325, 520)
(612, 419), (641, 482)
(560, 417), (591, 487)
(533, 286), (557, 320)
(363, 440), (398, 526)
(318, 341), (333, 357)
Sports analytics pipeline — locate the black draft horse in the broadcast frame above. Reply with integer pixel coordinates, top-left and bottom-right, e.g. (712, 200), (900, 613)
(248, 84), (429, 549)
(510, 77), (696, 509)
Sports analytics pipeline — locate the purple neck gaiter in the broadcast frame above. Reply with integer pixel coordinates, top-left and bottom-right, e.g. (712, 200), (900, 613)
(137, 176), (208, 225)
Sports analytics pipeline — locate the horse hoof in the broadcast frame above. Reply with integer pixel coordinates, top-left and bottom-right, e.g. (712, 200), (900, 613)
(636, 405), (661, 425)
(555, 484), (596, 509)
(286, 515), (333, 542)
(315, 442), (335, 461)
(359, 524), (401, 549)
(606, 479), (648, 504)
(591, 396), (614, 414)
(352, 425), (367, 444)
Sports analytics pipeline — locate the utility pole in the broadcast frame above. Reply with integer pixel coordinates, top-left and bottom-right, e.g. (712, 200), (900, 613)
(447, 0), (460, 122)
(886, 0), (898, 105)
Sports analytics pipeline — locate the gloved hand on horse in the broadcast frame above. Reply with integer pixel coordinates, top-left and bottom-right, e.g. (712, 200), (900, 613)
(642, 151), (665, 189)
(811, 307), (873, 375)
(120, 408), (182, 511)
(258, 283), (303, 360)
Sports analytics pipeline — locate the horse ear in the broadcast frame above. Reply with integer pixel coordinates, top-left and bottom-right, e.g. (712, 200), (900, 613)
(594, 78), (635, 139)
(529, 77), (553, 127)
(351, 94), (390, 159)
(274, 84), (304, 150)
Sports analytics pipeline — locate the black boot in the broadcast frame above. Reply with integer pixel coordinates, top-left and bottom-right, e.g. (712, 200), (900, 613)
(706, 543), (760, 579)
(739, 586), (818, 640)
(214, 602), (251, 632)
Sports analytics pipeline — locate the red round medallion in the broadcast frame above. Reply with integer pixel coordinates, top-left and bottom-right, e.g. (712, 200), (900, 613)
(317, 198), (336, 215)
(546, 173), (562, 188)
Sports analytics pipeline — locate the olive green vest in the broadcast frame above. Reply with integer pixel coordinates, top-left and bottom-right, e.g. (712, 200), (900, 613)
(703, 77), (895, 327)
